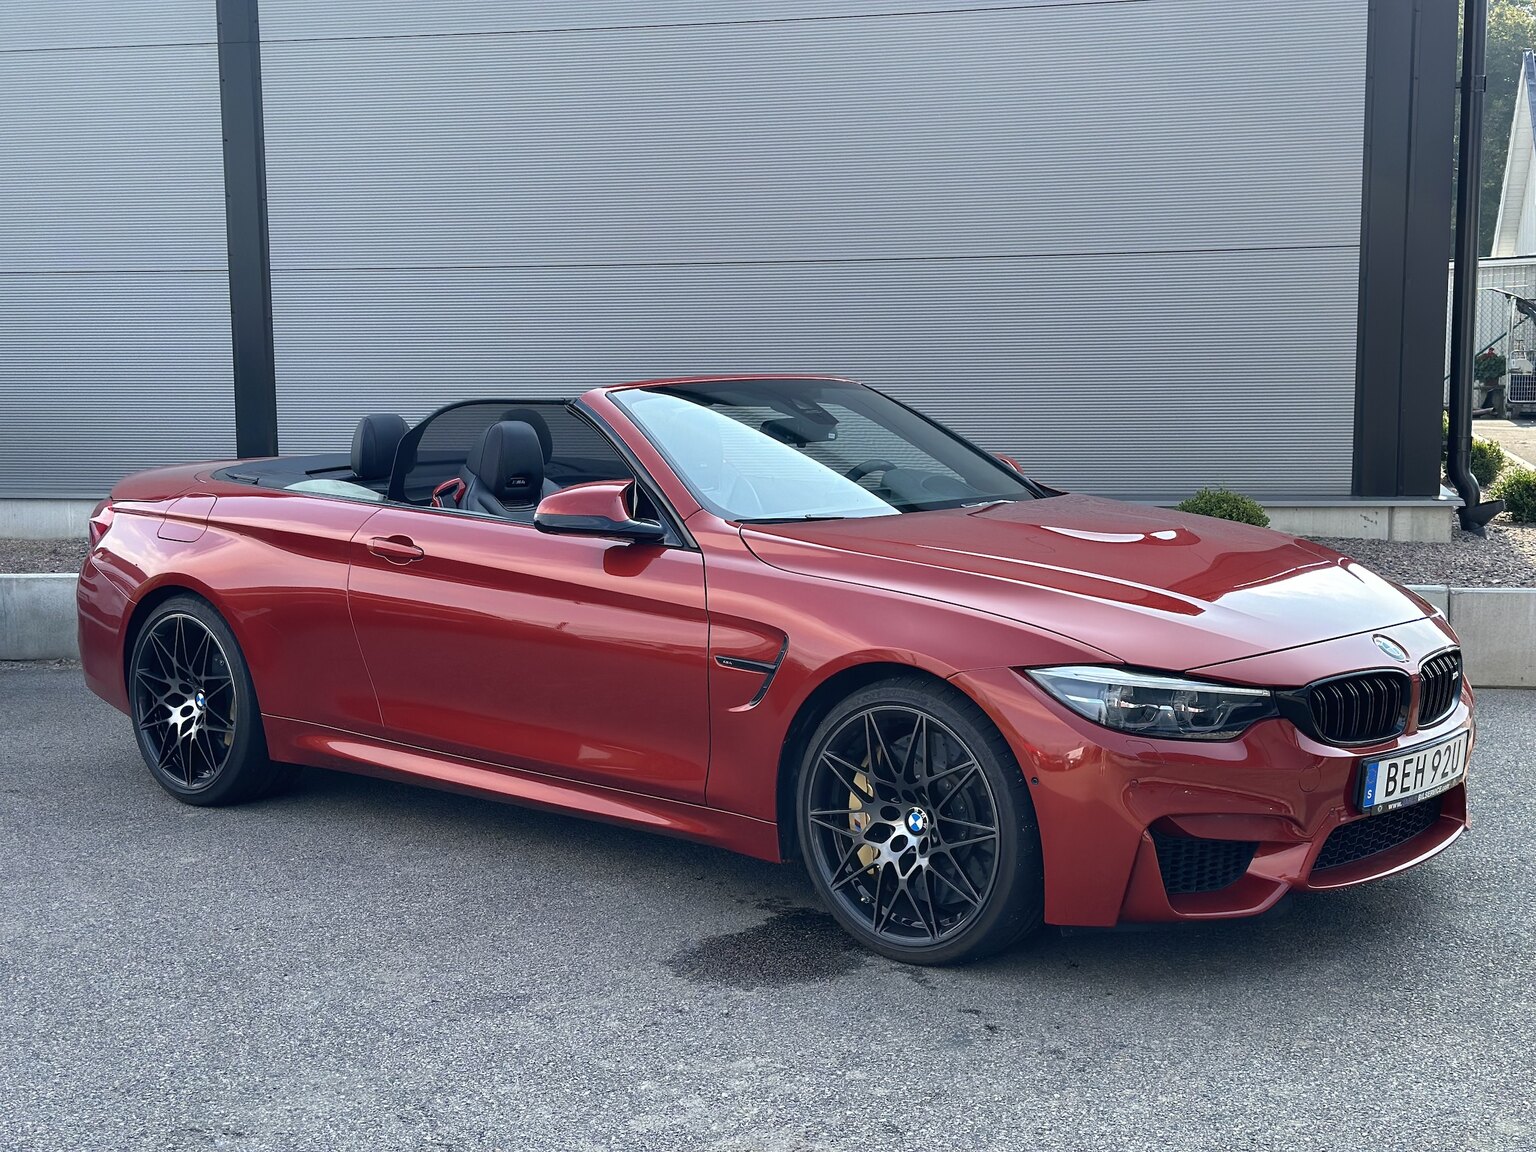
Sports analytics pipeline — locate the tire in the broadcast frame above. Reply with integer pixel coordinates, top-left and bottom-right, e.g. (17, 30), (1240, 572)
(127, 594), (287, 806)
(796, 675), (1044, 965)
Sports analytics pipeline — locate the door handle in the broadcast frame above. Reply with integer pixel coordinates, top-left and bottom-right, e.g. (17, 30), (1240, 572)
(367, 535), (425, 564)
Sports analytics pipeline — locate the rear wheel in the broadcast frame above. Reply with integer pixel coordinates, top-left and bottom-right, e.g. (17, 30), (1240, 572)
(128, 595), (285, 806)
(796, 676), (1043, 965)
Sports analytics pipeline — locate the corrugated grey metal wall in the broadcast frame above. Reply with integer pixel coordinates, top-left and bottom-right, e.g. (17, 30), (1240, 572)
(261, 0), (1367, 498)
(0, 4), (234, 499)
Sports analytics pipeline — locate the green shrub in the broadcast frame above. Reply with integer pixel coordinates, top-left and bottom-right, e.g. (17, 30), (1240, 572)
(1470, 437), (1507, 487)
(1176, 488), (1271, 528)
(1442, 412), (1449, 462)
(1493, 466), (1536, 522)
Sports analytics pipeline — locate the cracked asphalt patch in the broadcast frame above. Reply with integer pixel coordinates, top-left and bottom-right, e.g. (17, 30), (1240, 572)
(1, 666), (1532, 1151)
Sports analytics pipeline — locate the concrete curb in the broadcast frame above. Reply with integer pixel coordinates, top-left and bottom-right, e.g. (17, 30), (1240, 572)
(0, 500), (100, 540)
(1407, 585), (1536, 688)
(0, 574), (79, 661)
(0, 575), (1530, 687)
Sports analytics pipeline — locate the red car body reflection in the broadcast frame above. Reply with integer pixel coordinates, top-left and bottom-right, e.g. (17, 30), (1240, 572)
(78, 376), (1471, 929)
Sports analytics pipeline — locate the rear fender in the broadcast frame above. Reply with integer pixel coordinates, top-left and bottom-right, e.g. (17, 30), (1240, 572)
(78, 519), (230, 716)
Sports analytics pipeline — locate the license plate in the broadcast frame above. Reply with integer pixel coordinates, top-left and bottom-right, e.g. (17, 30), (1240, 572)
(1359, 730), (1470, 814)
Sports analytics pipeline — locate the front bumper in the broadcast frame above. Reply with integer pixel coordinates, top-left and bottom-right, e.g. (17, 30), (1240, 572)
(952, 640), (1472, 928)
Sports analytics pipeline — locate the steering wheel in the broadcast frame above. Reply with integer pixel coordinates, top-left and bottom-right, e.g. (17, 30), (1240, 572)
(844, 458), (897, 483)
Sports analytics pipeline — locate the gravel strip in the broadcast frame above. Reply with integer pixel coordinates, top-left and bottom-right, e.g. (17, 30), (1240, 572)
(0, 538), (89, 574)
(1313, 516), (1536, 587)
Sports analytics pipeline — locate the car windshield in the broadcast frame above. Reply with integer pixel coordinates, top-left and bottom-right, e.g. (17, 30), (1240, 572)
(613, 379), (1034, 522)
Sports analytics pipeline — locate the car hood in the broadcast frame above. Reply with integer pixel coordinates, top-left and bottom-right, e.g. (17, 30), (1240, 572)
(740, 494), (1431, 672)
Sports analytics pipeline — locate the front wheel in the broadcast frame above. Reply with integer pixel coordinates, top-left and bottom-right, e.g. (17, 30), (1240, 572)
(128, 595), (286, 806)
(796, 676), (1044, 965)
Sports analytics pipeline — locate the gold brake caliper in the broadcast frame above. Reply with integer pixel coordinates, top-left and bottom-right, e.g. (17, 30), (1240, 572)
(852, 771), (877, 870)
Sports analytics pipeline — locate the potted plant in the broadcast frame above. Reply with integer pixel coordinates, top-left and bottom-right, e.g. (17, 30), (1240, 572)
(1474, 349), (1509, 417)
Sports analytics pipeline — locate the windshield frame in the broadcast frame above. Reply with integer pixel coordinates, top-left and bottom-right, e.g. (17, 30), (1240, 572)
(610, 377), (1046, 524)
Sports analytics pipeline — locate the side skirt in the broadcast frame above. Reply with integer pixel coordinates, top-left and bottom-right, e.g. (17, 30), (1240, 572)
(262, 715), (783, 862)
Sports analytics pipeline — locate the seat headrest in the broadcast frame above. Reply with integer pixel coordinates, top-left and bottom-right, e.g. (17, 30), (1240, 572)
(500, 407), (554, 462)
(351, 413), (409, 482)
(466, 421), (545, 506)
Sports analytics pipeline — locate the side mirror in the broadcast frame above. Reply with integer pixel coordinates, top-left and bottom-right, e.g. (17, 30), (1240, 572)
(993, 452), (1024, 474)
(534, 480), (666, 542)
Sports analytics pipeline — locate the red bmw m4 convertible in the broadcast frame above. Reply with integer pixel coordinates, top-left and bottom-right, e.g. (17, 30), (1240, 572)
(79, 376), (1472, 964)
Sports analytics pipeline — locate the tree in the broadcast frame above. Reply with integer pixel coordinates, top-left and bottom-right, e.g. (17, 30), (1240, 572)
(1479, 0), (1536, 253)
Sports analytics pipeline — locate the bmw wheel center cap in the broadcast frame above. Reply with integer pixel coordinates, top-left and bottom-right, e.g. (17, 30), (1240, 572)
(905, 807), (930, 836)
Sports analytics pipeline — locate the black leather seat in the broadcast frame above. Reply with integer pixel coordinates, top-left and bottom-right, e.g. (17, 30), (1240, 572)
(287, 413), (407, 502)
(500, 408), (554, 465)
(457, 420), (556, 517)
(352, 413), (409, 483)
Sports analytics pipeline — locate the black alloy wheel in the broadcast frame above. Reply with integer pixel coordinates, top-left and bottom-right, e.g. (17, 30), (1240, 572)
(798, 676), (1043, 965)
(129, 595), (285, 805)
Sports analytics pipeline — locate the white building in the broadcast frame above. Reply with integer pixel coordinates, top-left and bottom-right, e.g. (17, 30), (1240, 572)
(1493, 50), (1536, 259)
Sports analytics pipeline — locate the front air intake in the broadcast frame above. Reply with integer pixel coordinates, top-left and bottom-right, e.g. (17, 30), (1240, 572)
(1313, 795), (1444, 872)
(1150, 832), (1257, 895)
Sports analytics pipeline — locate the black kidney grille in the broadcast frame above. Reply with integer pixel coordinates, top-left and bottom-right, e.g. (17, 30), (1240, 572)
(1314, 795), (1444, 872)
(1418, 650), (1462, 727)
(1151, 832), (1257, 895)
(1306, 672), (1408, 745)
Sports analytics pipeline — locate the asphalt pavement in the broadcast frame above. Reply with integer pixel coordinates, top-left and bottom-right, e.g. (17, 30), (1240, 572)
(1, 667), (1532, 1151)
(1477, 417), (1536, 469)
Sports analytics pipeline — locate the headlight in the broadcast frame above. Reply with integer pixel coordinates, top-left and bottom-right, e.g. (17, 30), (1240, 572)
(1026, 666), (1277, 741)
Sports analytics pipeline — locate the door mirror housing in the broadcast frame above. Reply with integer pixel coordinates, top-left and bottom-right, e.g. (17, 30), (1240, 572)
(534, 480), (666, 542)
(993, 451), (1024, 474)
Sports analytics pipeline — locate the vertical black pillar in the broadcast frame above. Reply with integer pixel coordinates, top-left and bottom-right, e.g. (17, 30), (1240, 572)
(216, 0), (279, 458)
(1353, 0), (1459, 498)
